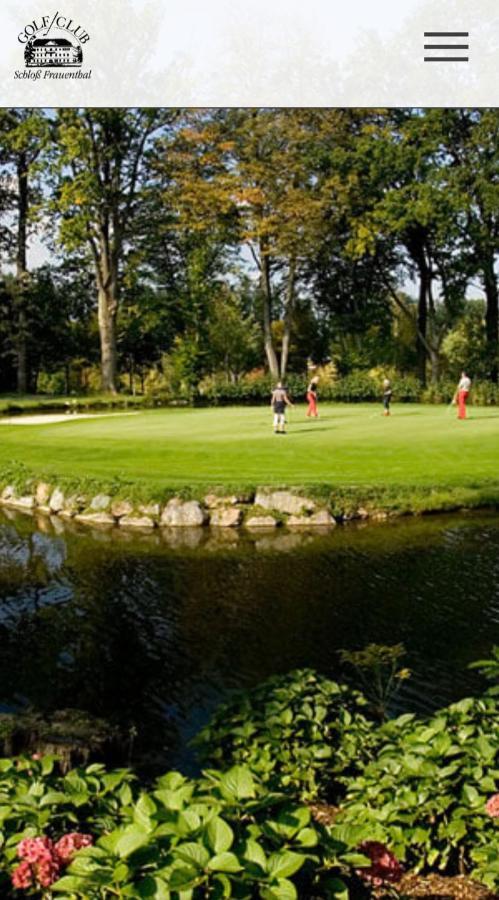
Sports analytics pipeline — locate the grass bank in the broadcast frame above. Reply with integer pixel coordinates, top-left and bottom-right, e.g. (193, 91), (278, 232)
(0, 393), (146, 415)
(1, 403), (499, 516)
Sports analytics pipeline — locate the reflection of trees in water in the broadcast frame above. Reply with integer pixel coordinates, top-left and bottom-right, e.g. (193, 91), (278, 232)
(0, 535), (190, 765)
(1, 512), (499, 769)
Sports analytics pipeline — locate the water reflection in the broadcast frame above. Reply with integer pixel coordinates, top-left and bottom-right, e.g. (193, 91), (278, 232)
(0, 509), (497, 770)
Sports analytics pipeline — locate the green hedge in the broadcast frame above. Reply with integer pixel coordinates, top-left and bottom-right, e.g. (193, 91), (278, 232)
(194, 373), (424, 406)
(3, 375), (499, 414)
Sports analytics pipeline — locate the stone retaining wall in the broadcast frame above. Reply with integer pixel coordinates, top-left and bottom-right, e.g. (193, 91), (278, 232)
(0, 483), (377, 532)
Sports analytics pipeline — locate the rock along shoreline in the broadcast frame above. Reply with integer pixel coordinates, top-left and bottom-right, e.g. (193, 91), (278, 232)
(0, 483), (396, 533)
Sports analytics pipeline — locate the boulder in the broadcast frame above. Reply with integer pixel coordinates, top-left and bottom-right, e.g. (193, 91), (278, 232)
(210, 507), (243, 527)
(254, 490), (315, 516)
(204, 493), (242, 509)
(160, 498), (207, 527)
(1, 485), (15, 501)
(35, 482), (52, 505)
(8, 495), (36, 510)
(90, 494), (111, 512)
(111, 499), (134, 518)
(287, 510), (336, 527)
(74, 512), (115, 526)
(119, 515), (155, 529)
(62, 495), (86, 516)
(49, 488), (65, 513)
(245, 515), (278, 529)
(138, 502), (161, 518)
(58, 509), (75, 520)
(357, 507), (370, 519)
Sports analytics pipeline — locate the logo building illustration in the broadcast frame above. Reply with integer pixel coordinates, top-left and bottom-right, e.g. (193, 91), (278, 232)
(25, 37), (83, 67)
(18, 15), (89, 70)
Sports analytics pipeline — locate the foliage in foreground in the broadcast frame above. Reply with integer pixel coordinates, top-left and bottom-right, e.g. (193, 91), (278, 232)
(335, 696), (499, 887)
(196, 666), (499, 891)
(194, 670), (378, 802)
(3, 661), (499, 895)
(0, 756), (359, 899)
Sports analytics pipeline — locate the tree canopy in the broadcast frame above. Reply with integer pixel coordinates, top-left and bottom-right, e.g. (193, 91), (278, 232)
(0, 107), (498, 395)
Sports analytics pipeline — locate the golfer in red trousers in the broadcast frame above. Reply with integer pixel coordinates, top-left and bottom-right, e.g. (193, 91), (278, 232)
(306, 377), (319, 418)
(456, 371), (471, 419)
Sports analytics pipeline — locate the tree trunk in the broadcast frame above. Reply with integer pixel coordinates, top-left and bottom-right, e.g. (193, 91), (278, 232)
(280, 260), (296, 380)
(427, 266), (440, 385)
(416, 263), (428, 387)
(429, 348), (440, 384)
(15, 153), (29, 394)
(98, 284), (118, 393)
(260, 253), (279, 380)
(483, 253), (498, 383)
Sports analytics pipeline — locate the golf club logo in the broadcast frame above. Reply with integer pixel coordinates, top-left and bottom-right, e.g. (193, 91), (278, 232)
(16, 13), (91, 79)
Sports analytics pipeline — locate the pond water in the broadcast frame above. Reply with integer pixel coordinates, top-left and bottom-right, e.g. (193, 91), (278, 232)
(0, 508), (498, 772)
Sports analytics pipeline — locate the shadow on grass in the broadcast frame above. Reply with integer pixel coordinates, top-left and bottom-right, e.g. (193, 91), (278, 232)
(289, 426), (335, 434)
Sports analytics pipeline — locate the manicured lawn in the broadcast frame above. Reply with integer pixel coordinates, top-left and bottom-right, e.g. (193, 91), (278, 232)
(1, 403), (499, 496)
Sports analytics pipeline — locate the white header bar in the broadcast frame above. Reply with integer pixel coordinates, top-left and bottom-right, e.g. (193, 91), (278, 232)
(0, 0), (497, 106)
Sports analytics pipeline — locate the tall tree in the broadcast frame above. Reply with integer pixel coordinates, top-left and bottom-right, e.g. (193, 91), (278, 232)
(429, 109), (499, 381)
(0, 109), (49, 392)
(53, 108), (173, 392)
(339, 109), (466, 384)
(167, 109), (328, 379)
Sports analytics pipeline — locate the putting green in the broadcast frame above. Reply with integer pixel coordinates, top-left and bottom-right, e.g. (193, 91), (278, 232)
(1, 403), (498, 495)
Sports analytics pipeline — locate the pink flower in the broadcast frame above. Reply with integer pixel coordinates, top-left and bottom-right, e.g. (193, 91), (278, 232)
(356, 840), (403, 885)
(17, 836), (55, 863)
(13, 831), (93, 890)
(486, 794), (499, 818)
(11, 861), (33, 890)
(35, 854), (61, 888)
(55, 832), (93, 863)
(15, 835), (61, 888)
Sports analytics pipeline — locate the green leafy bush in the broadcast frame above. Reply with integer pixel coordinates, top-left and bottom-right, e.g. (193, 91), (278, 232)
(0, 759), (356, 899)
(195, 370), (423, 405)
(193, 669), (378, 802)
(421, 380), (456, 405)
(470, 381), (499, 406)
(333, 694), (499, 882)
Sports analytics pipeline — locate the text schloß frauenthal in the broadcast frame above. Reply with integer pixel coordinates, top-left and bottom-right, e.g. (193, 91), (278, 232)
(14, 70), (92, 79)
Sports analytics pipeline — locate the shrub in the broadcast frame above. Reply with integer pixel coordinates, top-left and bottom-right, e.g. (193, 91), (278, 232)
(0, 758), (358, 899)
(333, 693), (499, 883)
(193, 669), (378, 802)
(470, 381), (499, 406)
(421, 380), (456, 405)
(196, 373), (308, 406)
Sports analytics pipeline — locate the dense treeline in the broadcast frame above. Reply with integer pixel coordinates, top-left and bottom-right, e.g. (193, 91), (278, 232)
(0, 108), (498, 396)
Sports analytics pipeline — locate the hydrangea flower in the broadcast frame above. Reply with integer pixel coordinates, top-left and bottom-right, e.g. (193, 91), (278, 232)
(486, 794), (499, 818)
(55, 832), (93, 862)
(12, 831), (93, 890)
(356, 840), (403, 886)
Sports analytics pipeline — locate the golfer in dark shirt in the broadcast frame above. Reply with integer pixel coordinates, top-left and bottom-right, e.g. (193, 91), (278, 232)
(271, 382), (293, 434)
(382, 379), (392, 416)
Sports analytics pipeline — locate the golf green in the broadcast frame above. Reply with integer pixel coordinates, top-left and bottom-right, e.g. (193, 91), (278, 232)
(1, 403), (498, 496)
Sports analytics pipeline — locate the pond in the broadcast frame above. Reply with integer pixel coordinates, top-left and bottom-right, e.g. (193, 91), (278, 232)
(0, 508), (498, 772)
